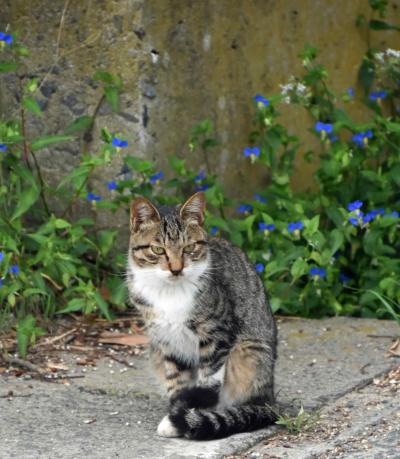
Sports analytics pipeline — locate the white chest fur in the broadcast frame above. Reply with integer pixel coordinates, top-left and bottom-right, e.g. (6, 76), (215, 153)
(128, 258), (209, 365)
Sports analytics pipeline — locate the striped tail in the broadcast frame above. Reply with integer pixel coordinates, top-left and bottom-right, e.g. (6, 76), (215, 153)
(168, 404), (277, 440)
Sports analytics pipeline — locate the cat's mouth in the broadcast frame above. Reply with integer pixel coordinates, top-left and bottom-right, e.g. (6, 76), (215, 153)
(166, 272), (185, 282)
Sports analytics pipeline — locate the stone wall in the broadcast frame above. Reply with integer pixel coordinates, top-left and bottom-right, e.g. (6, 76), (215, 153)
(1, 0), (400, 225)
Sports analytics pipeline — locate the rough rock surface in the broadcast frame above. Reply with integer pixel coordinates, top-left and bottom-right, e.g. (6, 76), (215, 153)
(2, 0), (400, 211)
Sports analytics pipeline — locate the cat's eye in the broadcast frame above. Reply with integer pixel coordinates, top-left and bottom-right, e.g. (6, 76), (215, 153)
(183, 243), (196, 253)
(151, 245), (165, 255)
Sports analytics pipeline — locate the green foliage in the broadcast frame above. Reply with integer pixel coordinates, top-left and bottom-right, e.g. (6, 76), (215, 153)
(16, 314), (45, 358)
(276, 404), (320, 434)
(0, 5), (400, 352)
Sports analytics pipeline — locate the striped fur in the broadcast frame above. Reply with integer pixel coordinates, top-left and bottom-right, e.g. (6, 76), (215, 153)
(127, 192), (277, 439)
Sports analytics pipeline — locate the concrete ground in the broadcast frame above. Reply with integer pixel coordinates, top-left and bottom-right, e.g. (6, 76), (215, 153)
(0, 317), (399, 459)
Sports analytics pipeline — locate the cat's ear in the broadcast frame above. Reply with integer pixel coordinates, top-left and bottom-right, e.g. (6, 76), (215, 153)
(130, 197), (160, 232)
(180, 192), (206, 226)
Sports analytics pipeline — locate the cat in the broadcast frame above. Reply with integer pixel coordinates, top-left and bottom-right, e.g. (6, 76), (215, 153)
(126, 191), (277, 440)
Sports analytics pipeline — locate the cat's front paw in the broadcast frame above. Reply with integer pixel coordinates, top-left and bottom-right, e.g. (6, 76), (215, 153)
(157, 415), (181, 437)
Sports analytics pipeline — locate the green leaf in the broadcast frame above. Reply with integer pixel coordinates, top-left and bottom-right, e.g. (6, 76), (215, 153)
(57, 298), (87, 314)
(54, 218), (71, 229)
(25, 78), (39, 93)
(64, 116), (93, 134)
(191, 119), (212, 136)
(104, 86), (119, 112)
(169, 156), (187, 175)
(124, 156), (153, 173)
(0, 61), (18, 72)
(108, 278), (128, 306)
(291, 258), (308, 280)
(304, 215), (320, 236)
(17, 315), (36, 358)
(328, 229), (344, 256)
(93, 291), (112, 320)
(31, 134), (74, 151)
(101, 127), (113, 143)
(11, 184), (40, 221)
(97, 230), (117, 256)
(270, 297), (282, 313)
(368, 19), (400, 31)
(23, 96), (42, 116)
(57, 164), (91, 190)
(22, 288), (49, 298)
(93, 71), (122, 87)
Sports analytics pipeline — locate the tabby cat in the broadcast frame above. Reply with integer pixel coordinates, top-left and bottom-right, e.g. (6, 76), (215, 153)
(126, 192), (277, 440)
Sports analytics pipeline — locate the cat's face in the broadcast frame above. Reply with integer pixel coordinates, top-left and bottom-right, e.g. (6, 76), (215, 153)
(128, 192), (209, 284)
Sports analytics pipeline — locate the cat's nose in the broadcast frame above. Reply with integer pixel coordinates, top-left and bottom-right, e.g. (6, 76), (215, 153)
(170, 268), (183, 276)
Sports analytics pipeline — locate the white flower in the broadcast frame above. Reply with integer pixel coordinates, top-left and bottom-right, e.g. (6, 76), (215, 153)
(296, 83), (307, 94)
(386, 48), (400, 58)
(375, 52), (385, 63)
(280, 83), (293, 95)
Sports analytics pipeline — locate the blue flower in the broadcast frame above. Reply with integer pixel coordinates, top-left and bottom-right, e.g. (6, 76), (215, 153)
(389, 211), (399, 218)
(150, 171), (164, 184)
(374, 208), (385, 216)
(111, 137), (128, 148)
(348, 216), (358, 226)
(0, 32), (13, 45)
(86, 192), (102, 202)
(347, 87), (355, 98)
(315, 122), (333, 139)
(8, 264), (19, 275)
(362, 208), (385, 224)
(210, 226), (219, 236)
(194, 170), (206, 183)
(194, 184), (209, 192)
(362, 212), (374, 224)
(288, 221), (304, 232)
(243, 147), (261, 162)
(254, 94), (270, 108)
(0, 144), (7, 152)
(347, 200), (363, 212)
(369, 90), (387, 101)
(254, 194), (267, 203)
(0, 252), (4, 262)
(255, 263), (265, 273)
(107, 180), (117, 191)
(328, 134), (338, 142)
(351, 130), (373, 147)
(309, 267), (326, 278)
(339, 273), (350, 284)
(237, 204), (253, 214)
(259, 222), (275, 231)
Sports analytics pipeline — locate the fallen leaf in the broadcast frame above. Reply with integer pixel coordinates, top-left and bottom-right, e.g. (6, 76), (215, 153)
(76, 358), (96, 366)
(46, 361), (69, 372)
(388, 338), (400, 357)
(98, 332), (149, 346)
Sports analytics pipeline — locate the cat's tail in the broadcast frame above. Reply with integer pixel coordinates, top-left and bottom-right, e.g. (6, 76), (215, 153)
(168, 403), (277, 440)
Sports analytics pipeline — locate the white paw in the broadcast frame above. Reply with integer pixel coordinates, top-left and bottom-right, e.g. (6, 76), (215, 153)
(157, 415), (180, 438)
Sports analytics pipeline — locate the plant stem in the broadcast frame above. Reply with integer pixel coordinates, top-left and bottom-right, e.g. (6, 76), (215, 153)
(18, 80), (33, 171)
(60, 165), (94, 218)
(30, 150), (51, 216)
(19, 77), (51, 216)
